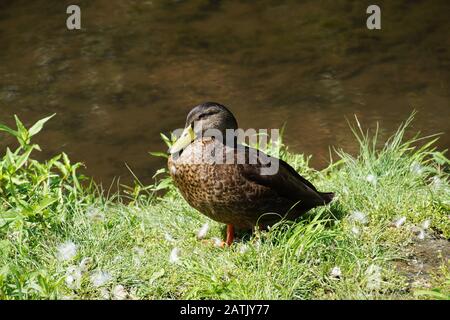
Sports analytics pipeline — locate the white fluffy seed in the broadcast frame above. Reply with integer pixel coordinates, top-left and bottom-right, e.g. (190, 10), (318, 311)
(366, 174), (377, 185)
(417, 229), (426, 240)
(196, 223), (209, 240)
(393, 216), (407, 228)
(330, 266), (342, 279)
(169, 247), (181, 264)
(90, 271), (112, 287)
(211, 237), (223, 247)
(112, 285), (128, 300)
(421, 219), (431, 230)
(57, 241), (77, 261)
(65, 266), (82, 289)
(351, 226), (360, 235)
(79, 257), (93, 272)
(349, 211), (368, 225)
(164, 233), (176, 243)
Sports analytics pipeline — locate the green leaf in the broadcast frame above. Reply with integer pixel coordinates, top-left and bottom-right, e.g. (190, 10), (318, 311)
(54, 161), (68, 176)
(152, 178), (172, 191)
(5, 147), (16, 168)
(0, 124), (18, 138)
(0, 211), (23, 227)
(14, 115), (29, 145)
(62, 152), (71, 167)
(46, 154), (62, 172)
(432, 152), (450, 166)
(28, 114), (56, 137)
(10, 177), (28, 185)
(15, 146), (35, 171)
(72, 168), (81, 191)
(33, 197), (57, 215)
(149, 151), (168, 159)
(160, 133), (173, 148)
(152, 168), (166, 178)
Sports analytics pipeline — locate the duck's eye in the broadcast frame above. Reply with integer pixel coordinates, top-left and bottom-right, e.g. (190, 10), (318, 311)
(197, 111), (217, 120)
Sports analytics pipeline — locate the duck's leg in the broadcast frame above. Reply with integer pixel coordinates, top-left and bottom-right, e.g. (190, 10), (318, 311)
(225, 224), (235, 246)
(200, 224), (235, 247)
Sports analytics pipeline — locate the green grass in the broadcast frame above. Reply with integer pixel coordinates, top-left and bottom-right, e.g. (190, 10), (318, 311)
(0, 114), (448, 300)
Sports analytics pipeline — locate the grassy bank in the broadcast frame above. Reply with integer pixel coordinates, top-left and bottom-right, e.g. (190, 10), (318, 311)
(0, 114), (448, 300)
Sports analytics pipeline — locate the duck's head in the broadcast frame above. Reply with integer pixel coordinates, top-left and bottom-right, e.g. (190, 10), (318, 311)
(169, 102), (238, 154)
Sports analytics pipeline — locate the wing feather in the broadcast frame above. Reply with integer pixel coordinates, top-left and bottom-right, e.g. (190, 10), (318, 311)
(234, 146), (326, 205)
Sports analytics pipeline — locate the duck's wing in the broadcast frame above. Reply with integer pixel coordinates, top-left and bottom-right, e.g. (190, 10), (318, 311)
(236, 146), (332, 205)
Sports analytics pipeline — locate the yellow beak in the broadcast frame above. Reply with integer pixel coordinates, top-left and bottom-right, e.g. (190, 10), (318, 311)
(169, 126), (196, 154)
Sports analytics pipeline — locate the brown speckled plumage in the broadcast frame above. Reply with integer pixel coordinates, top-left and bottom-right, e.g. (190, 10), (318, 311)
(168, 103), (334, 231)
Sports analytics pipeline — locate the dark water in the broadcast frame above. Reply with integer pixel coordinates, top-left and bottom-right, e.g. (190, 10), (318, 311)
(1, 0), (449, 186)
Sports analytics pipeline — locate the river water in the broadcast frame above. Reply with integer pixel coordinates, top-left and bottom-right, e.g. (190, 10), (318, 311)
(0, 0), (449, 186)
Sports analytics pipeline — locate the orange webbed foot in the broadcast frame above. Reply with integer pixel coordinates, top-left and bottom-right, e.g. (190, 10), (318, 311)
(200, 224), (235, 248)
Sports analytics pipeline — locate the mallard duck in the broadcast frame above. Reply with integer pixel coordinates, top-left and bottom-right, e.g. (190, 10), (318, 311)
(168, 102), (334, 246)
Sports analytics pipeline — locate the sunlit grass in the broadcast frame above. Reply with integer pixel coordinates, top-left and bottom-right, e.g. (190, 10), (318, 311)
(0, 113), (448, 299)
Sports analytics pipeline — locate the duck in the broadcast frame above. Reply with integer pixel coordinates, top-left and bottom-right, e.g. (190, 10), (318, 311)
(167, 102), (334, 246)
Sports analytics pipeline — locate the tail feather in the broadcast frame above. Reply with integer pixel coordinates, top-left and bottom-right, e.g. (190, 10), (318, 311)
(319, 192), (334, 204)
